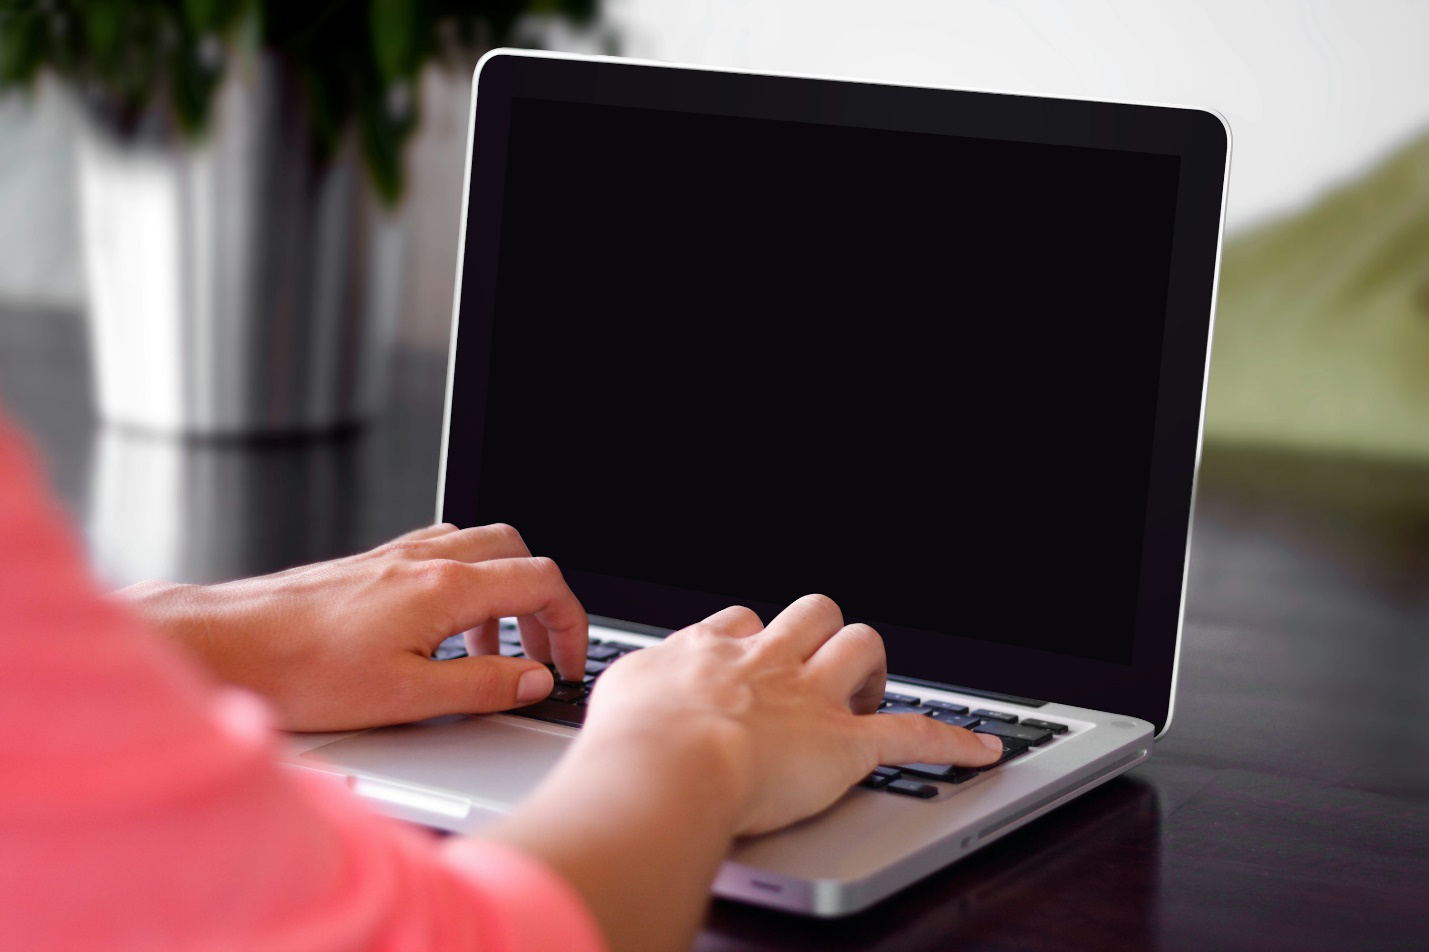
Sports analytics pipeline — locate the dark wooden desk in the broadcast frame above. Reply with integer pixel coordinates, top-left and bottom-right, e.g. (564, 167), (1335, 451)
(3, 308), (1425, 951)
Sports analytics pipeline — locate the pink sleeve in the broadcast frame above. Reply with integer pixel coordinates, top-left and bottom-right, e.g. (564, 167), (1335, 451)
(0, 413), (606, 952)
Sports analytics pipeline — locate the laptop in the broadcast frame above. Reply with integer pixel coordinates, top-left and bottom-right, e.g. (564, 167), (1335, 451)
(294, 49), (1230, 917)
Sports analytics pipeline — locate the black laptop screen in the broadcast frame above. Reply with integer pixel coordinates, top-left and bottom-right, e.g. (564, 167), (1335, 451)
(444, 56), (1227, 726)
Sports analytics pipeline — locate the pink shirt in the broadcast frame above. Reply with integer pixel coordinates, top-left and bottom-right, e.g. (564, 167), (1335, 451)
(0, 413), (606, 952)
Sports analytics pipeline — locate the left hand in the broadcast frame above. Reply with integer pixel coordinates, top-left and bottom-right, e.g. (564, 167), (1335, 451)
(121, 523), (588, 731)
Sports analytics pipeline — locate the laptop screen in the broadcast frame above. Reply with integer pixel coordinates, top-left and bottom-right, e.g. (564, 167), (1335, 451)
(443, 54), (1228, 729)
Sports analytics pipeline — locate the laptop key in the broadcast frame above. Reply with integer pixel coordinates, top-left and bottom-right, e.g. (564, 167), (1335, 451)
(432, 635), (467, 661)
(1022, 718), (1069, 734)
(882, 692), (922, 706)
(859, 769), (899, 789)
(895, 762), (980, 784)
(885, 779), (938, 799)
(972, 709), (1019, 724)
(983, 744), (1030, 770)
(509, 700), (586, 728)
(877, 704), (934, 716)
(974, 720), (1053, 746)
(586, 644), (623, 661)
(929, 712), (981, 729)
(974, 735), (1033, 769)
(548, 682), (588, 704)
(921, 700), (969, 715)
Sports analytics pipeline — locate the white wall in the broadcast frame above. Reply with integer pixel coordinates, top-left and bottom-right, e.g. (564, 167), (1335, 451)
(610, 0), (1429, 234)
(0, 80), (84, 310)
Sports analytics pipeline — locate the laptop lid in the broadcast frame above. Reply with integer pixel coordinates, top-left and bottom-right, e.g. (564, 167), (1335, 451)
(437, 50), (1230, 736)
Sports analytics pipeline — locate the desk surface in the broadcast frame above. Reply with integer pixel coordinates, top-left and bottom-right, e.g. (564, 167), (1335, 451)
(2, 308), (1425, 951)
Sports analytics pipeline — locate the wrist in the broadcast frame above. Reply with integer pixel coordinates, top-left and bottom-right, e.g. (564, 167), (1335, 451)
(119, 580), (224, 673)
(576, 715), (748, 829)
(484, 719), (747, 952)
(120, 579), (205, 636)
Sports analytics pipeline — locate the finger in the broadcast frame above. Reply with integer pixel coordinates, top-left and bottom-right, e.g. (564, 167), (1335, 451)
(398, 654), (555, 718)
(860, 712), (1004, 768)
(694, 605), (764, 638)
(393, 523), (460, 543)
(521, 608), (585, 683)
(517, 614), (552, 667)
(416, 523), (533, 564)
(464, 618), (501, 657)
(807, 623), (887, 714)
(759, 593), (844, 660)
(423, 557), (587, 682)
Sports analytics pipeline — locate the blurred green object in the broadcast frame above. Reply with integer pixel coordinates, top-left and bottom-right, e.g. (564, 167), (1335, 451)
(0, 0), (597, 203)
(1206, 131), (1429, 462)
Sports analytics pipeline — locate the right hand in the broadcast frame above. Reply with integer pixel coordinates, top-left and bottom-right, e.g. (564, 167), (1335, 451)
(578, 594), (1003, 837)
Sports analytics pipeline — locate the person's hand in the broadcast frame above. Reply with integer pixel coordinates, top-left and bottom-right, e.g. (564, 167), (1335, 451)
(121, 524), (588, 732)
(580, 594), (1003, 836)
(484, 594), (1003, 952)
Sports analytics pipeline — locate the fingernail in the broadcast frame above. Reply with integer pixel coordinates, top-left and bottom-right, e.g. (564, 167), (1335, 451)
(517, 667), (553, 703)
(977, 733), (1004, 754)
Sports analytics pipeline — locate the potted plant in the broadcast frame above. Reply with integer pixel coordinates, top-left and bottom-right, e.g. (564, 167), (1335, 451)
(0, 0), (597, 435)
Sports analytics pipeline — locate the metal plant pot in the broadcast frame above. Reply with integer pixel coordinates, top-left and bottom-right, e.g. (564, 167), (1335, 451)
(76, 54), (404, 436)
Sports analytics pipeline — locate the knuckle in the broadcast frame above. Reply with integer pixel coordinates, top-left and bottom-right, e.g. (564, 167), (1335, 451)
(383, 538), (423, 559)
(704, 605), (760, 636)
(486, 522), (524, 547)
(529, 556), (562, 581)
(802, 592), (843, 621)
(416, 558), (464, 591)
(465, 660), (512, 699)
(901, 713), (943, 745)
(377, 559), (408, 583)
(843, 622), (884, 652)
(941, 722), (978, 751)
(905, 711), (936, 735)
(729, 605), (761, 627)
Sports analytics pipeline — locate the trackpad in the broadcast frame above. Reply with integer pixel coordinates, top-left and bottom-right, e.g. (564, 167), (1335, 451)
(304, 714), (575, 810)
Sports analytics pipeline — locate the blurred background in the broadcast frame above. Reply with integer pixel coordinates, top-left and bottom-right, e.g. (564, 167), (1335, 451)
(1, 0), (1426, 623)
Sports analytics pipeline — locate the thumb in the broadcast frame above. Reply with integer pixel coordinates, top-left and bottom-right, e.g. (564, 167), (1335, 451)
(411, 654), (555, 715)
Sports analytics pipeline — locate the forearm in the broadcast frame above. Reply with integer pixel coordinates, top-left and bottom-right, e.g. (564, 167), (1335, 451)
(119, 580), (277, 687)
(120, 580), (222, 669)
(479, 724), (745, 952)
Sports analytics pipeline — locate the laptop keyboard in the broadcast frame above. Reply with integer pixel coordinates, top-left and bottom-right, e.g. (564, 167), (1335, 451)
(433, 626), (1070, 800)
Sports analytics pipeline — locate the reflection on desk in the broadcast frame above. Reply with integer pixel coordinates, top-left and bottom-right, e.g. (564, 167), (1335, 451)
(89, 426), (370, 585)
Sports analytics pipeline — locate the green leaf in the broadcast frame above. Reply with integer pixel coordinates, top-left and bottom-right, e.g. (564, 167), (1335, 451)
(358, 79), (417, 206)
(169, 44), (221, 135)
(301, 64), (350, 162)
(2, 0), (602, 196)
(81, 2), (124, 68)
(182, 0), (252, 34)
(183, 0), (221, 32)
(369, 0), (416, 82)
(0, 13), (46, 86)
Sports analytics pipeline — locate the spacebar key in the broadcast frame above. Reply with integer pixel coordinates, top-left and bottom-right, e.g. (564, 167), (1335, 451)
(507, 699), (587, 728)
